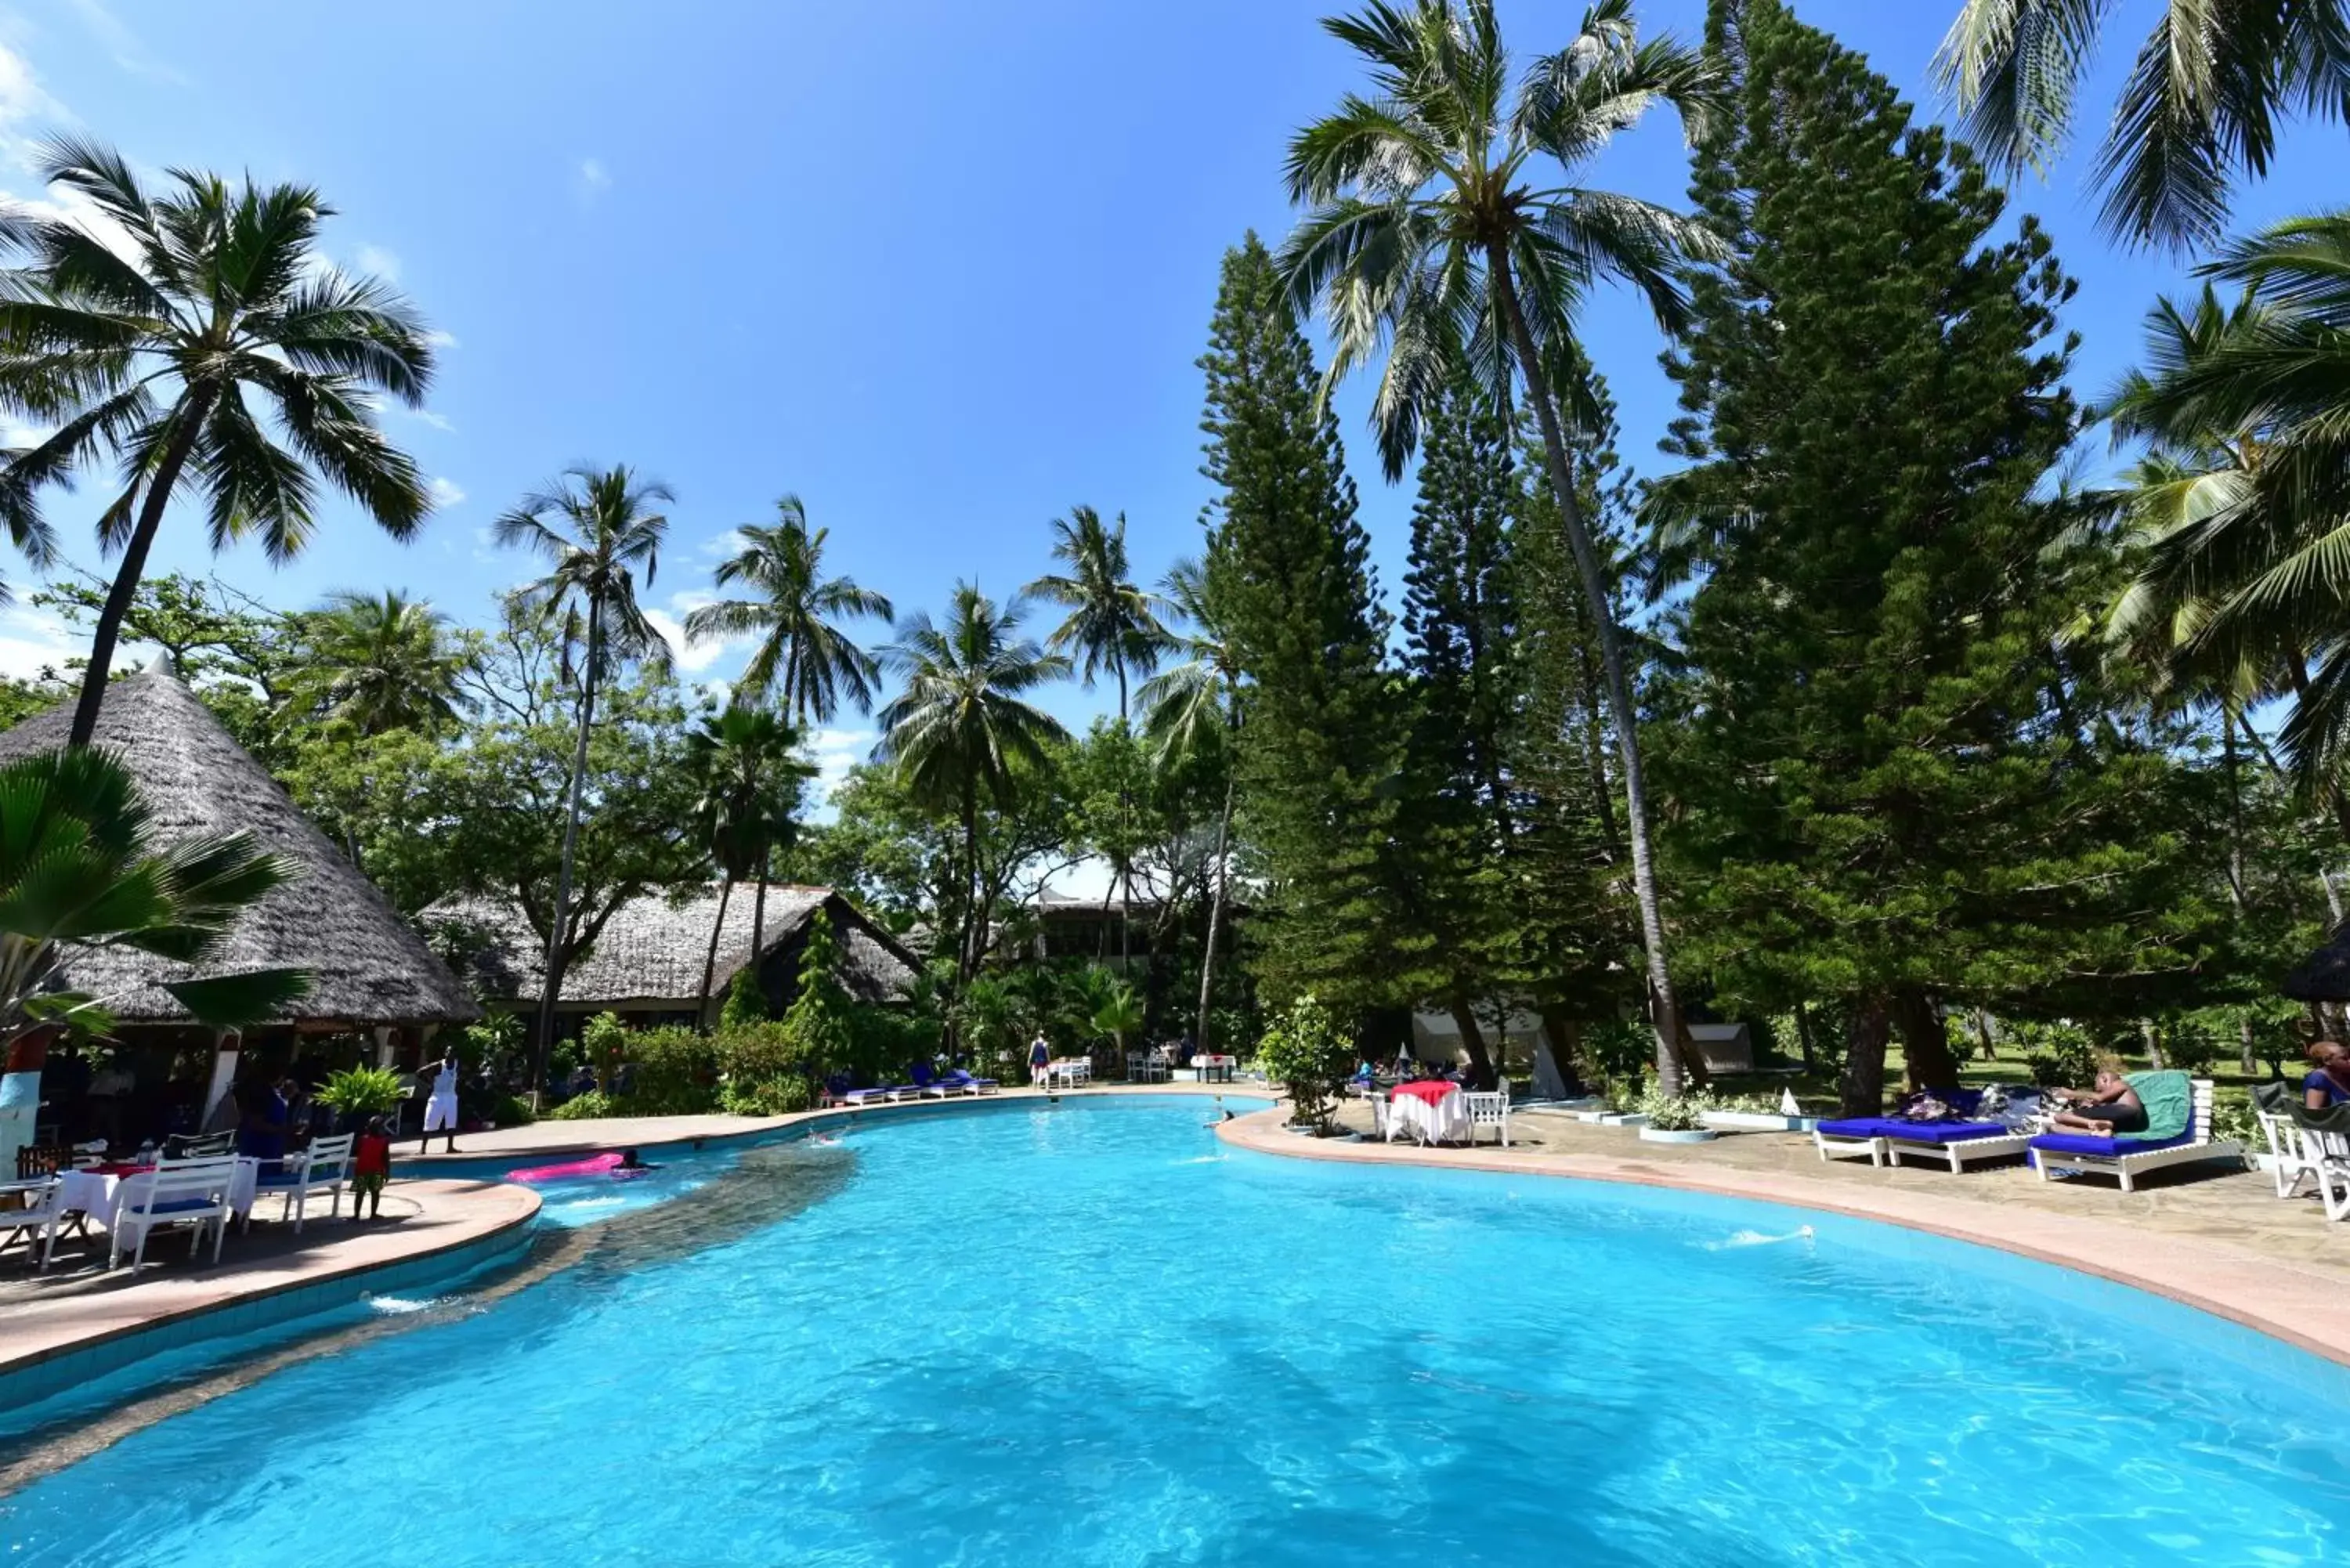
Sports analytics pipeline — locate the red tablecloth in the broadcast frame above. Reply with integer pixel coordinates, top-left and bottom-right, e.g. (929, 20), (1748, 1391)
(1392, 1080), (1458, 1108)
(89, 1162), (154, 1176)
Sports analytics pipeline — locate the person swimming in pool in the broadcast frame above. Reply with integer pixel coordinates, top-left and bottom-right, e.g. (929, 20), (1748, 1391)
(2047, 1057), (2148, 1135)
(614, 1148), (660, 1174)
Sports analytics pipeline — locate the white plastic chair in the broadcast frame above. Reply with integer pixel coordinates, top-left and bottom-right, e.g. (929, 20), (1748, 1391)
(1368, 1092), (1390, 1141)
(108, 1162), (237, 1271)
(251, 1133), (354, 1233)
(2255, 1100), (2323, 1200)
(0, 1177), (60, 1260)
(1464, 1090), (1512, 1147)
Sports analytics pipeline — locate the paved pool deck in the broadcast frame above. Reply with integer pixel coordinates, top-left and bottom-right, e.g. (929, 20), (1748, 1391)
(1224, 1100), (2350, 1367)
(0, 1176), (539, 1374)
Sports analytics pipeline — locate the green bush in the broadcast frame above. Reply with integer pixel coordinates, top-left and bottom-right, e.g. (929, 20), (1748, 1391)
(624, 1025), (722, 1109)
(490, 1093), (537, 1127)
(719, 967), (768, 1028)
(316, 1066), (404, 1118)
(1636, 1086), (1715, 1132)
(1579, 1017), (1651, 1085)
(548, 1090), (618, 1121)
(1256, 992), (1355, 1132)
(721, 1075), (812, 1115)
(2008, 1019), (2097, 1089)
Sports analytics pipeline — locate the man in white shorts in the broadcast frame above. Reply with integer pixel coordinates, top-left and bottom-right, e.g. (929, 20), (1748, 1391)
(419, 1050), (462, 1154)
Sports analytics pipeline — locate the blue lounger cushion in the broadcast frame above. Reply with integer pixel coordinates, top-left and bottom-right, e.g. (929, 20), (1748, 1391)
(1818, 1118), (2012, 1143)
(2029, 1131), (2196, 1158)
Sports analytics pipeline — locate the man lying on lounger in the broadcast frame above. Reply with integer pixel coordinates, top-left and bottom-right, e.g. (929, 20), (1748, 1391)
(2045, 1057), (2148, 1136)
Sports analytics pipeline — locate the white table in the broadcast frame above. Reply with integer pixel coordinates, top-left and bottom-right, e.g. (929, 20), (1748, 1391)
(55, 1158), (260, 1230)
(1195, 1054), (1237, 1083)
(1386, 1089), (1471, 1145)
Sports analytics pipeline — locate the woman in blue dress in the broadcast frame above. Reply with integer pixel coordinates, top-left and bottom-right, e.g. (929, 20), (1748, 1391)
(2303, 1039), (2350, 1111)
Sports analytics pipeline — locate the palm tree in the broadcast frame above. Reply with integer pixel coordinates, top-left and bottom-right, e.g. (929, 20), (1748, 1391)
(685, 497), (894, 724)
(873, 583), (1071, 985)
(2102, 215), (2350, 789)
(1280, 0), (1715, 1089)
(684, 704), (814, 1028)
(0, 137), (437, 746)
(1936, 1), (2350, 250)
(1027, 505), (1168, 968)
(1092, 977), (1147, 1071)
(1139, 556), (1242, 1054)
(495, 464), (672, 1093)
(286, 589), (469, 735)
(0, 746), (307, 1153)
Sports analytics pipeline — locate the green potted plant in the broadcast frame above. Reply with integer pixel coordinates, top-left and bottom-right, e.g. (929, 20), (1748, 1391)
(316, 1066), (406, 1130)
(1636, 1086), (1719, 1144)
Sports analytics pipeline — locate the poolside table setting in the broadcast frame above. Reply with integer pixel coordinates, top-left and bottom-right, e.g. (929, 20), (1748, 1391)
(1193, 1053), (1237, 1083)
(1386, 1078), (1470, 1145)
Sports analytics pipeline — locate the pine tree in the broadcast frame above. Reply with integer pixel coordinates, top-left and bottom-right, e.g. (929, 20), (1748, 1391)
(1395, 378), (1519, 1084)
(1200, 233), (1420, 1024)
(1655, 0), (2222, 1114)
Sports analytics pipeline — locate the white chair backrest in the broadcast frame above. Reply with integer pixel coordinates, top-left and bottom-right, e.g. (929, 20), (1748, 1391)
(126, 1165), (233, 1215)
(300, 1133), (356, 1173)
(157, 1152), (240, 1175)
(1465, 1091), (1507, 1124)
(2190, 1078), (2215, 1143)
(1369, 1093), (1389, 1137)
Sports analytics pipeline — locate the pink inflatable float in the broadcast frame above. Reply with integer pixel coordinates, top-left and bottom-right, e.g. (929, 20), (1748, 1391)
(508, 1151), (624, 1183)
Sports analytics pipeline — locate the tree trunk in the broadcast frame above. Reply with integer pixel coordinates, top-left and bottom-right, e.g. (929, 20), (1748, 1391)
(696, 876), (734, 1031)
(782, 639), (801, 727)
(69, 385), (218, 746)
(1889, 986), (1958, 1090)
(1118, 664), (1133, 975)
(2139, 1018), (2165, 1070)
(959, 783), (982, 987)
(749, 849), (771, 1007)
(1195, 735), (1236, 1055)
(1793, 1000), (1817, 1072)
(1490, 248), (1688, 1093)
(1840, 996), (1890, 1118)
(2241, 1013), (2258, 1077)
(1448, 990), (1496, 1090)
(532, 594), (603, 1104)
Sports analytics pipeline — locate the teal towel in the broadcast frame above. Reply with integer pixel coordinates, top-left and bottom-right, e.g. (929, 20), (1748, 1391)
(2123, 1070), (2191, 1143)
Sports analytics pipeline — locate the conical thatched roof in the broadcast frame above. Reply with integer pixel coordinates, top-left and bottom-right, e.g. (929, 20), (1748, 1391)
(2283, 924), (2350, 1003)
(0, 673), (479, 1029)
(424, 884), (919, 1007)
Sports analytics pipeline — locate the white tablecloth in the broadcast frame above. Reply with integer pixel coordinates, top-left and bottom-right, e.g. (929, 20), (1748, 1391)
(55, 1158), (260, 1228)
(1386, 1090), (1470, 1145)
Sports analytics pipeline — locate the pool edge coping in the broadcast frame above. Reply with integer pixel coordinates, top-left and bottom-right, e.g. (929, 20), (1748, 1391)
(1217, 1105), (2350, 1369)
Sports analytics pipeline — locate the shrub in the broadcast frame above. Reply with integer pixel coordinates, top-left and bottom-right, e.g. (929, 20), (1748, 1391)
(1256, 992), (1355, 1133)
(316, 1066), (404, 1118)
(490, 1093), (537, 1128)
(582, 1010), (630, 1096)
(548, 1090), (617, 1121)
(2008, 1019), (2096, 1089)
(721, 1075), (812, 1115)
(624, 1025), (722, 1111)
(1579, 1017), (1651, 1085)
(719, 967), (768, 1028)
(1637, 1085), (1715, 1132)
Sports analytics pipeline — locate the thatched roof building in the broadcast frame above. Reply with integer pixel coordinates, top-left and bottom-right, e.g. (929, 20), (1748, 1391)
(423, 883), (920, 1025)
(0, 672), (479, 1035)
(2283, 924), (2350, 1003)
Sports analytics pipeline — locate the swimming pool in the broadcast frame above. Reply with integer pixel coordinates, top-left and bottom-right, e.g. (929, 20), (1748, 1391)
(9, 1097), (2350, 1565)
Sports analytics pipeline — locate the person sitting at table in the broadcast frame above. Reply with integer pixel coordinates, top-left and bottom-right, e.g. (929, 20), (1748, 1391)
(2305, 1039), (2350, 1110)
(236, 1073), (294, 1173)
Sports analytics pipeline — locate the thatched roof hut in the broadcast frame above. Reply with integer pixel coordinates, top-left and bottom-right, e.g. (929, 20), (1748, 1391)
(0, 673), (479, 1033)
(2283, 924), (2350, 1003)
(422, 883), (920, 1024)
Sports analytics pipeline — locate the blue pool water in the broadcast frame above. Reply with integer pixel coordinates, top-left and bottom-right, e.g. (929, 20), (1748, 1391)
(10, 1097), (2350, 1565)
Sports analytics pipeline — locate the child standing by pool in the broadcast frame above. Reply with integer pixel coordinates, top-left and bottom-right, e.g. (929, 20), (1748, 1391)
(1029, 1033), (1051, 1089)
(352, 1115), (392, 1222)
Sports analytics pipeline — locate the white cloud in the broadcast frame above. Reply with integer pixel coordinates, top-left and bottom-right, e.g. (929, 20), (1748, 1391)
(423, 328), (460, 349)
(805, 727), (876, 804)
(428, 476), (465, 507)
(66, 0), (186, 85)
(354, 243), (401, 282)
(576, 157), (610, 202)
(0, 601), (78, 682)
(403, 408), (456, 433)
(644, 607), (724, 673)
(696, 529), (748, 559)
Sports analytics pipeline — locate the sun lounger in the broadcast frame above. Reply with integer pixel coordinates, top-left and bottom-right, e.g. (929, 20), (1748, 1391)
(841, 1086), (901, 1107)
(1816, 1088), (2034, 1172)
(933, 1069), (995, 1097)
(2030, 1075), (2239, 1192)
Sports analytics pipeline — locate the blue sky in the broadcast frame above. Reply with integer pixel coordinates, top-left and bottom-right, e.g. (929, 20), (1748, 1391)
(0, 0), (2337, 799)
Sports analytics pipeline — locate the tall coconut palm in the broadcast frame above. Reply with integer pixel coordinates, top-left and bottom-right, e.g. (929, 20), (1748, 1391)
(1138, 556), (1242, 1053)
(1027, 505), (1167, 968)
(684, 704), (813, 1028)
(286, 589), (469, 735)
(2102, 215), (2350, 788)
(1936, 1), (2350, 251)
(0, 137), (437, 746)
(873, 584), (1071, 985)
(1280, 0), (1716, 1089)
(495, 464), (672, 1092)
(685, 497), (894, 724)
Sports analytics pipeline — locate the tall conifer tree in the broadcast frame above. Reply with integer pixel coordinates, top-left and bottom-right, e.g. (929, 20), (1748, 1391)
(1200, 234), (1420, 1022)
(1655, 0), (2218, 1113)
